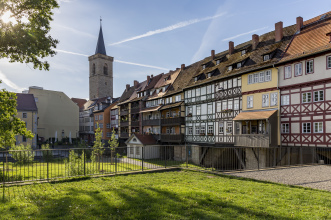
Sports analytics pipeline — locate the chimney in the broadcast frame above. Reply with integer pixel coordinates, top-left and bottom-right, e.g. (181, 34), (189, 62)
(296, 16), (303, 32)
(134, 80), (139, 88)
(151, 74), (153, 78)
(275, 21), (283, 42)
(229, 41), (234, 55)
(147, 75), (150, 84)
(176, 68), (180, 71)
(181, 64), (185, 70)
(252, 34), (259, 50)
(211, 50), (215, 59)
(126, 84), (130, 92)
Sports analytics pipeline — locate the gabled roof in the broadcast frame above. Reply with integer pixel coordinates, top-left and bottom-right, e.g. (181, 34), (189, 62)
(278, 12), (331, 64)
(95, 25), (106, 55)
(125, 133), (158, 145)
(16, 93), (38, 111)
(142, 73), (164, 91)
(71, 98), (87, 111)
(118, 86), (136, 104)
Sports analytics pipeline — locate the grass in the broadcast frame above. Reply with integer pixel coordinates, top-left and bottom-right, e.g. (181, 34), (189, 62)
(1, 170), (331, 219)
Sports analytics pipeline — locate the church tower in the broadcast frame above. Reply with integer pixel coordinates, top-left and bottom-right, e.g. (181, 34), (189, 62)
(88, 22), (114, 100)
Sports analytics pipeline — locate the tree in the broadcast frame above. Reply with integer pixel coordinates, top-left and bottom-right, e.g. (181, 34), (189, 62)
(0, 86), (34, 148)
(108, 128), (119, 164)
(0, 0), (59, 70)
(92, 123), (104, 171)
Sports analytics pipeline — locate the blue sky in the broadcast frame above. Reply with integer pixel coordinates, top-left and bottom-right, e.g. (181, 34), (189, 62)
(0, 0), (330, 99)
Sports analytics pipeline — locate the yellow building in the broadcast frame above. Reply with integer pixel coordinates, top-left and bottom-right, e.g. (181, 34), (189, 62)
(28, 86), (79, 143)
(16, 93), (38, 148)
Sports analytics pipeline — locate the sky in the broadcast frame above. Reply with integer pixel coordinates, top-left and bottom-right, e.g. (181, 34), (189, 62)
(1, 0), (330, 99)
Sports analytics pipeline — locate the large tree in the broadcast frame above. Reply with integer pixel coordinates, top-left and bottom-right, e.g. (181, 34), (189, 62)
(0, 0), (59, 70)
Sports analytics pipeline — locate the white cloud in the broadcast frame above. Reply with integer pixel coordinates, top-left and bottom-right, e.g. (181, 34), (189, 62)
(109, 12), (227, 46)
(54, 24), (96, 39)
(0, 70), (25, 92)
(54, 49), (169, 71)
(222, 26), (268, 42)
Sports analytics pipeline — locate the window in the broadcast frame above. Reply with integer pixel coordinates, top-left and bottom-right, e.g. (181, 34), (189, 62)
(248, 74), (253, 84)
(202, 64), (206, 70)
(219, 122), (224, 133)
(265, 70), (272, 81)
(207, 85), (212, 94)
(201, 126), (206, 134)
(294, 63), (302, 76)
(106, 124), (110, 128)
(259, 72), (265, 82)
(253, 73), (259, 83)
(169, 97), (173, 103)
(222, 101), (227, 110)
(241, 50), (246, 55)
(227, 122), (232, 133)
(107, 132), (111, 137)
(207, 72), (212, 78)
(314, 122), (323, 133)
(234, 99), (239, 110)
(281, 124), (289, 133)
(284, 66), (291, 79)
(233, 78), (237, 87)
(228, 79), (232, 89)
(208, 126), (213, 134)
(99, 123), (103, 128)
(262, 94), (269, 107)
(271, 93), (278, 106)
(194, 77), (198, 82)
(281, 95), (289, 105)
(187, 90), (191, 98)
(314, 90), (324, 102)
(166, 111), (170, 118)
(95, 115), (98, 121)
(196, 88), (200, 96)
(302, 123), (311, 133)
(188, 127), (193, 135)
(95, 124), (97, 129)
(216, 59), (221, 65)
(228, 101), (233, 109)
(99, 115), (103, 120)
(129, 147), (134, 154)
(328, 56), (331, 69)
(306, 60), (314, 74)
(196, 105), (201, 115)
(104, 63), (108, 75)
(187, 106), (192, 114)
(22, 136), (27, 142)
(302, 92), (312, 103)
(237, 62), (241, 68)
(218, 82), (223, 90)
(223, 81), (228, 89)
(207, 104), (213, 114)
(247, 96), (253, 108)
(175, 95), (181, 102)
(195, 126), (200, 135)
(136, 147), (140, 155)
(228, 66), (232, 71)
(166, 127), (171, 134)
(263, 54), (270, 61)
(22, 113), (27, 118)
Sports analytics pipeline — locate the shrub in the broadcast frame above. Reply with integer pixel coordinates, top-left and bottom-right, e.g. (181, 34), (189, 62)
(41, 144), (53, 162)
(10, 144), (34, 164)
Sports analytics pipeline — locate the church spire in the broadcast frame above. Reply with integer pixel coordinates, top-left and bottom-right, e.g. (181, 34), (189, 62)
(95, 17), (107, 55)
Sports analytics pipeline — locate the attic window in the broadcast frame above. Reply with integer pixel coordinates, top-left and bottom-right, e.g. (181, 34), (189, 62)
(241, 50), (246, 55)
(194, 77), (198, 82)
(164, 76), (170, 81)
(202, 64), (206, 70)
(216, 60), (221, 65)
(263, 54), (270, 61)
(237, 62), (241, 68)
(227, 66), (233, 71)
(156, 89), (160, 93)
(207, 72), (212, 78)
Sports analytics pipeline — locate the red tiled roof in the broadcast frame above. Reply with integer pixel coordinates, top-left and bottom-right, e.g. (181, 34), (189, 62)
(133, 134), (157, 145)
(71, 98), (87, 110)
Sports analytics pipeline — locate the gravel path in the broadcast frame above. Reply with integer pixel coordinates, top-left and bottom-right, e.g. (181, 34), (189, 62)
(226, 165), (331, 191)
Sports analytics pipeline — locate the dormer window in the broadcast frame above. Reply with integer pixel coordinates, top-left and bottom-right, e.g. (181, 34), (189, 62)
(207, 72), (212, 78)
(156, 89), (160, 94)
(263, 54), (270, 61)
(236, 62), (241, 69)
(202, 64), (206, 70)
(194, 77), (198, 82)
(216, 60), (221, 65)
(228, 66), (232, 71)
(241, 50), (246, 56)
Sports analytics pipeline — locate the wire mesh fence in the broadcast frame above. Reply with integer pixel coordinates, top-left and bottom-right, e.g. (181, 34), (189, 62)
(1, 145), (330, 200)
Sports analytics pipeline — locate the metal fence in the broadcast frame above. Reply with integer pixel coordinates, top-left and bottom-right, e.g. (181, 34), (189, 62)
(1, 145), (331, 199)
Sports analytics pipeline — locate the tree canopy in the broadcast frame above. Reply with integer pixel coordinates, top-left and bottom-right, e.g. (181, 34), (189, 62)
(0, 0), (59, 70)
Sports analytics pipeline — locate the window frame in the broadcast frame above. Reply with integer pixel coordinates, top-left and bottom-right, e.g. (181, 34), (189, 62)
(284, 65), (292, 79)
(302, 122), (311, 133)
(22, 112), (27, 118)
(219, 122), (224, 134)
(281, 95), (290, 106)
(270, 93), (278, 106)
(314, 90), (324, 102)
(281, 123), (289, 133)
(327, 56), (331, 69)
(262, 94), (269, 107)
(294, 62), (303, 77)
(314, 122), (323, 133)
(265, 70), (272, 81)
(263, 54), (270, 61)
(302, 92), (312, 103)
(247, 96), (253, 109)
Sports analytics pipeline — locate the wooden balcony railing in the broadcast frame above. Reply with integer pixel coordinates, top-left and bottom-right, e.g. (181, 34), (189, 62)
(161, 134), (185, 143)
(234, 134), (270, 147)
(120, 109), (128, 115)
(120, 132), (129, 138)
(161, 117), (185, 126)
(142, 119), (160, 126)
(131, 107), (140, 114)
(120, 121), (129, 127)
(131, 121), (139, 127)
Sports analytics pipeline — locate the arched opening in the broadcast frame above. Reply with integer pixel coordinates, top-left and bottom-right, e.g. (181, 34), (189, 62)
(92, 63), (96, 75)
(104, 63), (108, 75)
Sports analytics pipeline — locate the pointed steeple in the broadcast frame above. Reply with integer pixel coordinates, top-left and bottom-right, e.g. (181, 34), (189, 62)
(95, 18), (107, 55)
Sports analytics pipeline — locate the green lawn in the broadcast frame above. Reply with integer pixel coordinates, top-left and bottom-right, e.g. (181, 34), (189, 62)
(1, 170), (331, 219)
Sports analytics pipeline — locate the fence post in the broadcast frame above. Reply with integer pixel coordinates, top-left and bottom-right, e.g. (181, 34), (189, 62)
(186, 145), (188, 168)
(164, 146), (167, 168)
(258, 147), (260, 170)
(115, 152), (117, 174)
(142, 146), (144, 172)
(211, 147), (214, 171)
(83, 149), (86, 176)
(47, 153), (49, 181)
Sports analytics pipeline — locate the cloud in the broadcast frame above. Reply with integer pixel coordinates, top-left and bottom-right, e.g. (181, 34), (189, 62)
(54, 49), (169, 71)
(0, 70), (25, 92)
(109, 12), (227, 46)
(54, 24), (96, 39)
(222, 26), (268, 42)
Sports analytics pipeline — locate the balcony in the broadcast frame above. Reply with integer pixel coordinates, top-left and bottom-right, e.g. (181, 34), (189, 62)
(120, 109), (128, 115)
(161, 117), (185, 126)
(234, 134), (270, 148)
(131, 107), (140, 114)
(120, 121), (129, 127)
(161, 134), (185, 143)
(131, 121), (139, 127)
(120, 132), (129, 138)
(142, 119), (160, 126)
